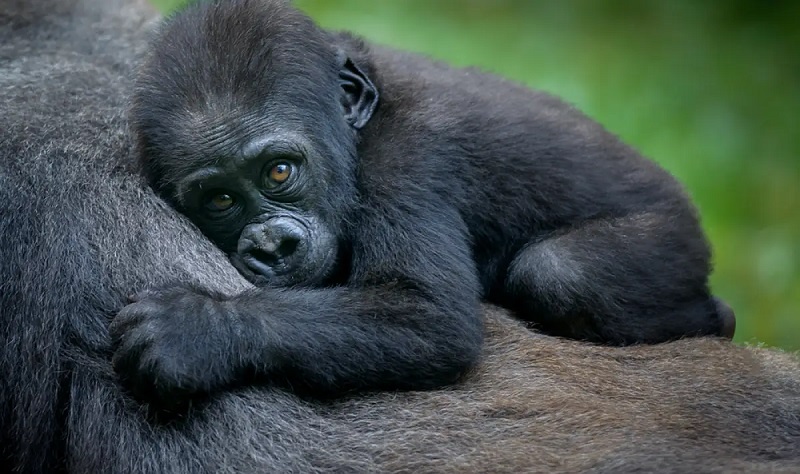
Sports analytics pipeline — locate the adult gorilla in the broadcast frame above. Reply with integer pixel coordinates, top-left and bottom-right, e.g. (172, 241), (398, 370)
(0, 0), (799, 473)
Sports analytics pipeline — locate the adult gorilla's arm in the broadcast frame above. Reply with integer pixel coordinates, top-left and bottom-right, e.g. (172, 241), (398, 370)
(1, 1), (799, 473)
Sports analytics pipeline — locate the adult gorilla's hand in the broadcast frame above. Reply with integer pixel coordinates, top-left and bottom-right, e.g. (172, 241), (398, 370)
(110, 286), (241, 406)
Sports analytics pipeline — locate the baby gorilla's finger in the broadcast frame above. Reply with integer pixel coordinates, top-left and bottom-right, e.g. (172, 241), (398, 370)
(111, 322), (151, 371)
(108, 305), (146, 346)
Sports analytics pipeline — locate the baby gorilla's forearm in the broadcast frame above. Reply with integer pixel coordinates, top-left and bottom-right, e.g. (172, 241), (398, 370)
(110, 281), (483, 406)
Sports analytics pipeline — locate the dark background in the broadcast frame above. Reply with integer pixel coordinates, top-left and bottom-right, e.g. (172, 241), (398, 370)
(151, 0), (800, 351)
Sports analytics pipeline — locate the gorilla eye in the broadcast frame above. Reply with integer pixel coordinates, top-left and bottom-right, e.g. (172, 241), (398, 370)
(204, 192), (236, 212)
(264, 162), (293, 188)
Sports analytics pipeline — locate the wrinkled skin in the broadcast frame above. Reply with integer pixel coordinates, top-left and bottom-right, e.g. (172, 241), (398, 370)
(0, 1), (798, 473)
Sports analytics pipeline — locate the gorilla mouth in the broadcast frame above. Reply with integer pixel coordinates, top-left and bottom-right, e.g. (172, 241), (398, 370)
(251, 248), (278, 265)
(247, 248), (293, 275)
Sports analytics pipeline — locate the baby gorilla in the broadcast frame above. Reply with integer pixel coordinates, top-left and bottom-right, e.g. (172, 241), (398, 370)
(112, 0), (734, 405)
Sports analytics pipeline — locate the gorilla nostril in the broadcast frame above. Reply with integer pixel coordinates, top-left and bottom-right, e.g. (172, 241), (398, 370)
(277, 237), (299, 258)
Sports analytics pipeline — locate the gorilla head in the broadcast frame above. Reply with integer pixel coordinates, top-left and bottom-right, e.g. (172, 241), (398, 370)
(134, 0), (378, 286)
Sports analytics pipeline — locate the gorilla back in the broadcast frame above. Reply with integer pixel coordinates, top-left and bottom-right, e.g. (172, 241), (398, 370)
(1, 0), (799, 473)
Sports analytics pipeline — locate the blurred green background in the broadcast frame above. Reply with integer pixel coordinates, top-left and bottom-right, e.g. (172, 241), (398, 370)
(151, 0), (799, 351)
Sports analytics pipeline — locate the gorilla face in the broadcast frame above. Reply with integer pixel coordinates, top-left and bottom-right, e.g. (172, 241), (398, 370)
(134, 9), (379, 289)
(171, 134), (339, 287)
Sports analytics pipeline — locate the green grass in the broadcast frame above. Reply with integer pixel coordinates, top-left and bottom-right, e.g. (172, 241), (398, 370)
(150, 0), (800, 350)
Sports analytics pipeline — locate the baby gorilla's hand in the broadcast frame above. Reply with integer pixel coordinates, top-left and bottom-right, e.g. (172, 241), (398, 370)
(110, 286), (240, 408)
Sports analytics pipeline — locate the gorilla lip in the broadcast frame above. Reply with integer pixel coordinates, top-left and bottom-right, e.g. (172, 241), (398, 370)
(246, 249), (293, 276)
(230, 253), (273, 285)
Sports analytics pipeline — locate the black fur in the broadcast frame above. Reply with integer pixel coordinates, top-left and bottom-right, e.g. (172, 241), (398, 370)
(2, 1), (799, 472)
(119, 0), (734, 404)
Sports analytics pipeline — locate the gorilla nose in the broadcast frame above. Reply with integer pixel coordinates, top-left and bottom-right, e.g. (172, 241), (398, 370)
(238, 218), (306, 276)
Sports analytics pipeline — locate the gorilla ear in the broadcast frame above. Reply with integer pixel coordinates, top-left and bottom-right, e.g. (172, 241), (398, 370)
(338, 56), (378, 130)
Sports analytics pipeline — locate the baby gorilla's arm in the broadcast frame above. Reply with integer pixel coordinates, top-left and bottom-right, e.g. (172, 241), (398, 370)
(110, 205), (483, 406)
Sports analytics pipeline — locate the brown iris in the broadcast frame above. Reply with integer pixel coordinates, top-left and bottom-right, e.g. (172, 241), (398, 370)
(265, 162), (292, 187)
(206, 193), (235, 211)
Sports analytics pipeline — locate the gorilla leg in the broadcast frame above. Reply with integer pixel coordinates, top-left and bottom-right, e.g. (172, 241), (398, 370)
(501, 212), (727, 344)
